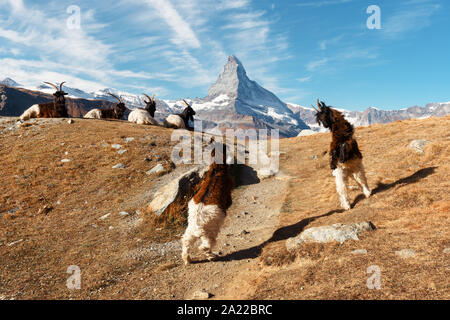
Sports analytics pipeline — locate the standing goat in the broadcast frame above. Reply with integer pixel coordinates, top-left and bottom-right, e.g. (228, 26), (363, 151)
(84, 93), (127, 120)
(164, 100), (196, 130)
(128, 93), (159, 125)
(313, 99), (371, 210)
(182, 143), (233, 265)
(20, 82), (69, 121)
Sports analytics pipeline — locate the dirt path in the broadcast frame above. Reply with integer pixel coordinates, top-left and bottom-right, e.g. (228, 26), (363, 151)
(131, 174), (290, 300)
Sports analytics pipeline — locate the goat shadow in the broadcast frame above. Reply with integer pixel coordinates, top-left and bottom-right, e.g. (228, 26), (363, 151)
(193, 166), (437, 264)
(230, 164), (260, 187)
(351, 166), (437, 208)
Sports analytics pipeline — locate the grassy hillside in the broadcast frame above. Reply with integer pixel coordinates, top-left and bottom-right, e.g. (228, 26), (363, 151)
(0, 116), (448, 300)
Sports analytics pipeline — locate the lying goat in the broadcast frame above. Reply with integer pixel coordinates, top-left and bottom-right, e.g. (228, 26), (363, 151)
(164, 100), (196, 130)
(84, 93), (127, 120)
(20, 82), (69, 121)
(313, 99), (371, 210)
(182, 143), (233, 265)
(128, 93), (158, 125)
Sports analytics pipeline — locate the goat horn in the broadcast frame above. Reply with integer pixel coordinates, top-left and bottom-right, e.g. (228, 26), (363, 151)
(108, 93), (122, 104)
(142, 93), (152, 102)
(152, 94), (155, 103)
(59, 81), (66, 91)
(182, 99), (190, 107)
(311, 104), (319, 112)
(317, 98), (322, 110)
(44, 82), (59, 91)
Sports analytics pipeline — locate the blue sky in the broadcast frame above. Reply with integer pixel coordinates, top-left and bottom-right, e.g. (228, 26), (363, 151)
(0, 0), (448, 110)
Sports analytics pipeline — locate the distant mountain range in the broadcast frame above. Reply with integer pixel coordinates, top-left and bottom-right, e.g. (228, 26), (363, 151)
(1, 56), (449, 137)
(287, 102), (450, 134)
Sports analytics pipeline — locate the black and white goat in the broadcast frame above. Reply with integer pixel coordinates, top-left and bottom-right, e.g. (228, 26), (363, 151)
(20, 82), (69, 121)
(84, 93), (127, 120)
(164, 100), (196, 130)
(128, 94), (158, 125)
(182, 143), (233, 265)
(313, 99), (371, 210)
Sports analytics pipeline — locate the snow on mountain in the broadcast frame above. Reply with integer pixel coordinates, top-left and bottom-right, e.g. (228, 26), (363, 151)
(190, 55), (309, 137)
(0, 78), (22, 87)
(287, 101), (450, 131)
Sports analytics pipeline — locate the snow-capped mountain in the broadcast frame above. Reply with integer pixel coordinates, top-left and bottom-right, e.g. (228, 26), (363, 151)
(0, 78), (22, 87)
(187, 55), (309, 137)
(287, 102), (450, 134)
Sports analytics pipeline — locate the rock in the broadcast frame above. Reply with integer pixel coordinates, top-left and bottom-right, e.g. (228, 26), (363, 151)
(118, 211), (130, 217)
(125, 137), (135, 143)
(286, 222), (376, 251)
(298, 129), (317, 137)
(409, 140), (430, 154)
(7, 239), (23, 247)
(444, 248), (450, 254)
(191, 290), (212, 300)
(395, 249), (415, 259)
(99, 213), (111, 221)
(241, 230), (250, 235)
(351, 249), (368, 255)
(112, 164), (126, 169)
(252, 150), (279, 179)
(61, 159), (71, 163)
(111, 144), (123, 150)
(117, 149), (127, 155)
(146, 164), (165, 176)
(67, 119), (74, 124)
(148, 167), (205, 216)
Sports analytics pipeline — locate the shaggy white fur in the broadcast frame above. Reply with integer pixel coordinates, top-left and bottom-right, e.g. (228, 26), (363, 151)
(83, 109), (103, 119)
(128, 109), (159, 125)
(164, 114), (186, 129)
(181, 200), (226, 265)
(333, 158), (371, 210)
(20, 105), (40, 121)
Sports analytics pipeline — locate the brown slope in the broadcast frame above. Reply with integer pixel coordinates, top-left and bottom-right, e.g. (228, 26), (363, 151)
(0, 85), (116, 118)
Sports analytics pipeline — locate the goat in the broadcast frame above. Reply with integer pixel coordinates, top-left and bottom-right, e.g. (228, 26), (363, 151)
(128, 93), (159, 125)
(84, 93), (127, 120)
(313, 99), (371, 210)
(164, 100), (196, 130)
(20, 82), (69, 121)
(181, 143), (233, 265)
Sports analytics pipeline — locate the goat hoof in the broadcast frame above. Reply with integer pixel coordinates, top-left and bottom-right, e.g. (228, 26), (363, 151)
(205, 252), (218, 261)
(182, 255), (191, 265)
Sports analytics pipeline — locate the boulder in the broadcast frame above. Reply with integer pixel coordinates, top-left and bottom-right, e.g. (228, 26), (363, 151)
(409, 140), (430, 154)
(395, 249), (415, 259)
(297, 129), (317, 137)
(286, 222), (376, 251)
(148, 166), (207, 216)
(146, 164), (165, 176)
(191, 289), (212, 300)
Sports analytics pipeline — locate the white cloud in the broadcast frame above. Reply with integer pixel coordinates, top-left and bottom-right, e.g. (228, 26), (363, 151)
(142, 0), (201, 48)
(382, 1), (441, 38)
(307, 58), (329, 71)
(297, 0), (354, 7)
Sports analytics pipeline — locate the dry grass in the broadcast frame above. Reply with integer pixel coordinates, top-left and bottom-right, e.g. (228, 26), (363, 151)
(0, 116), (448, 300)
(0, 119), (188, 299)
(256, 116), (450, 299)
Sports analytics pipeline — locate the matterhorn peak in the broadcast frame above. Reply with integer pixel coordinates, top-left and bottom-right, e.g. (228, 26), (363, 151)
(208, 55), (250, 98)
